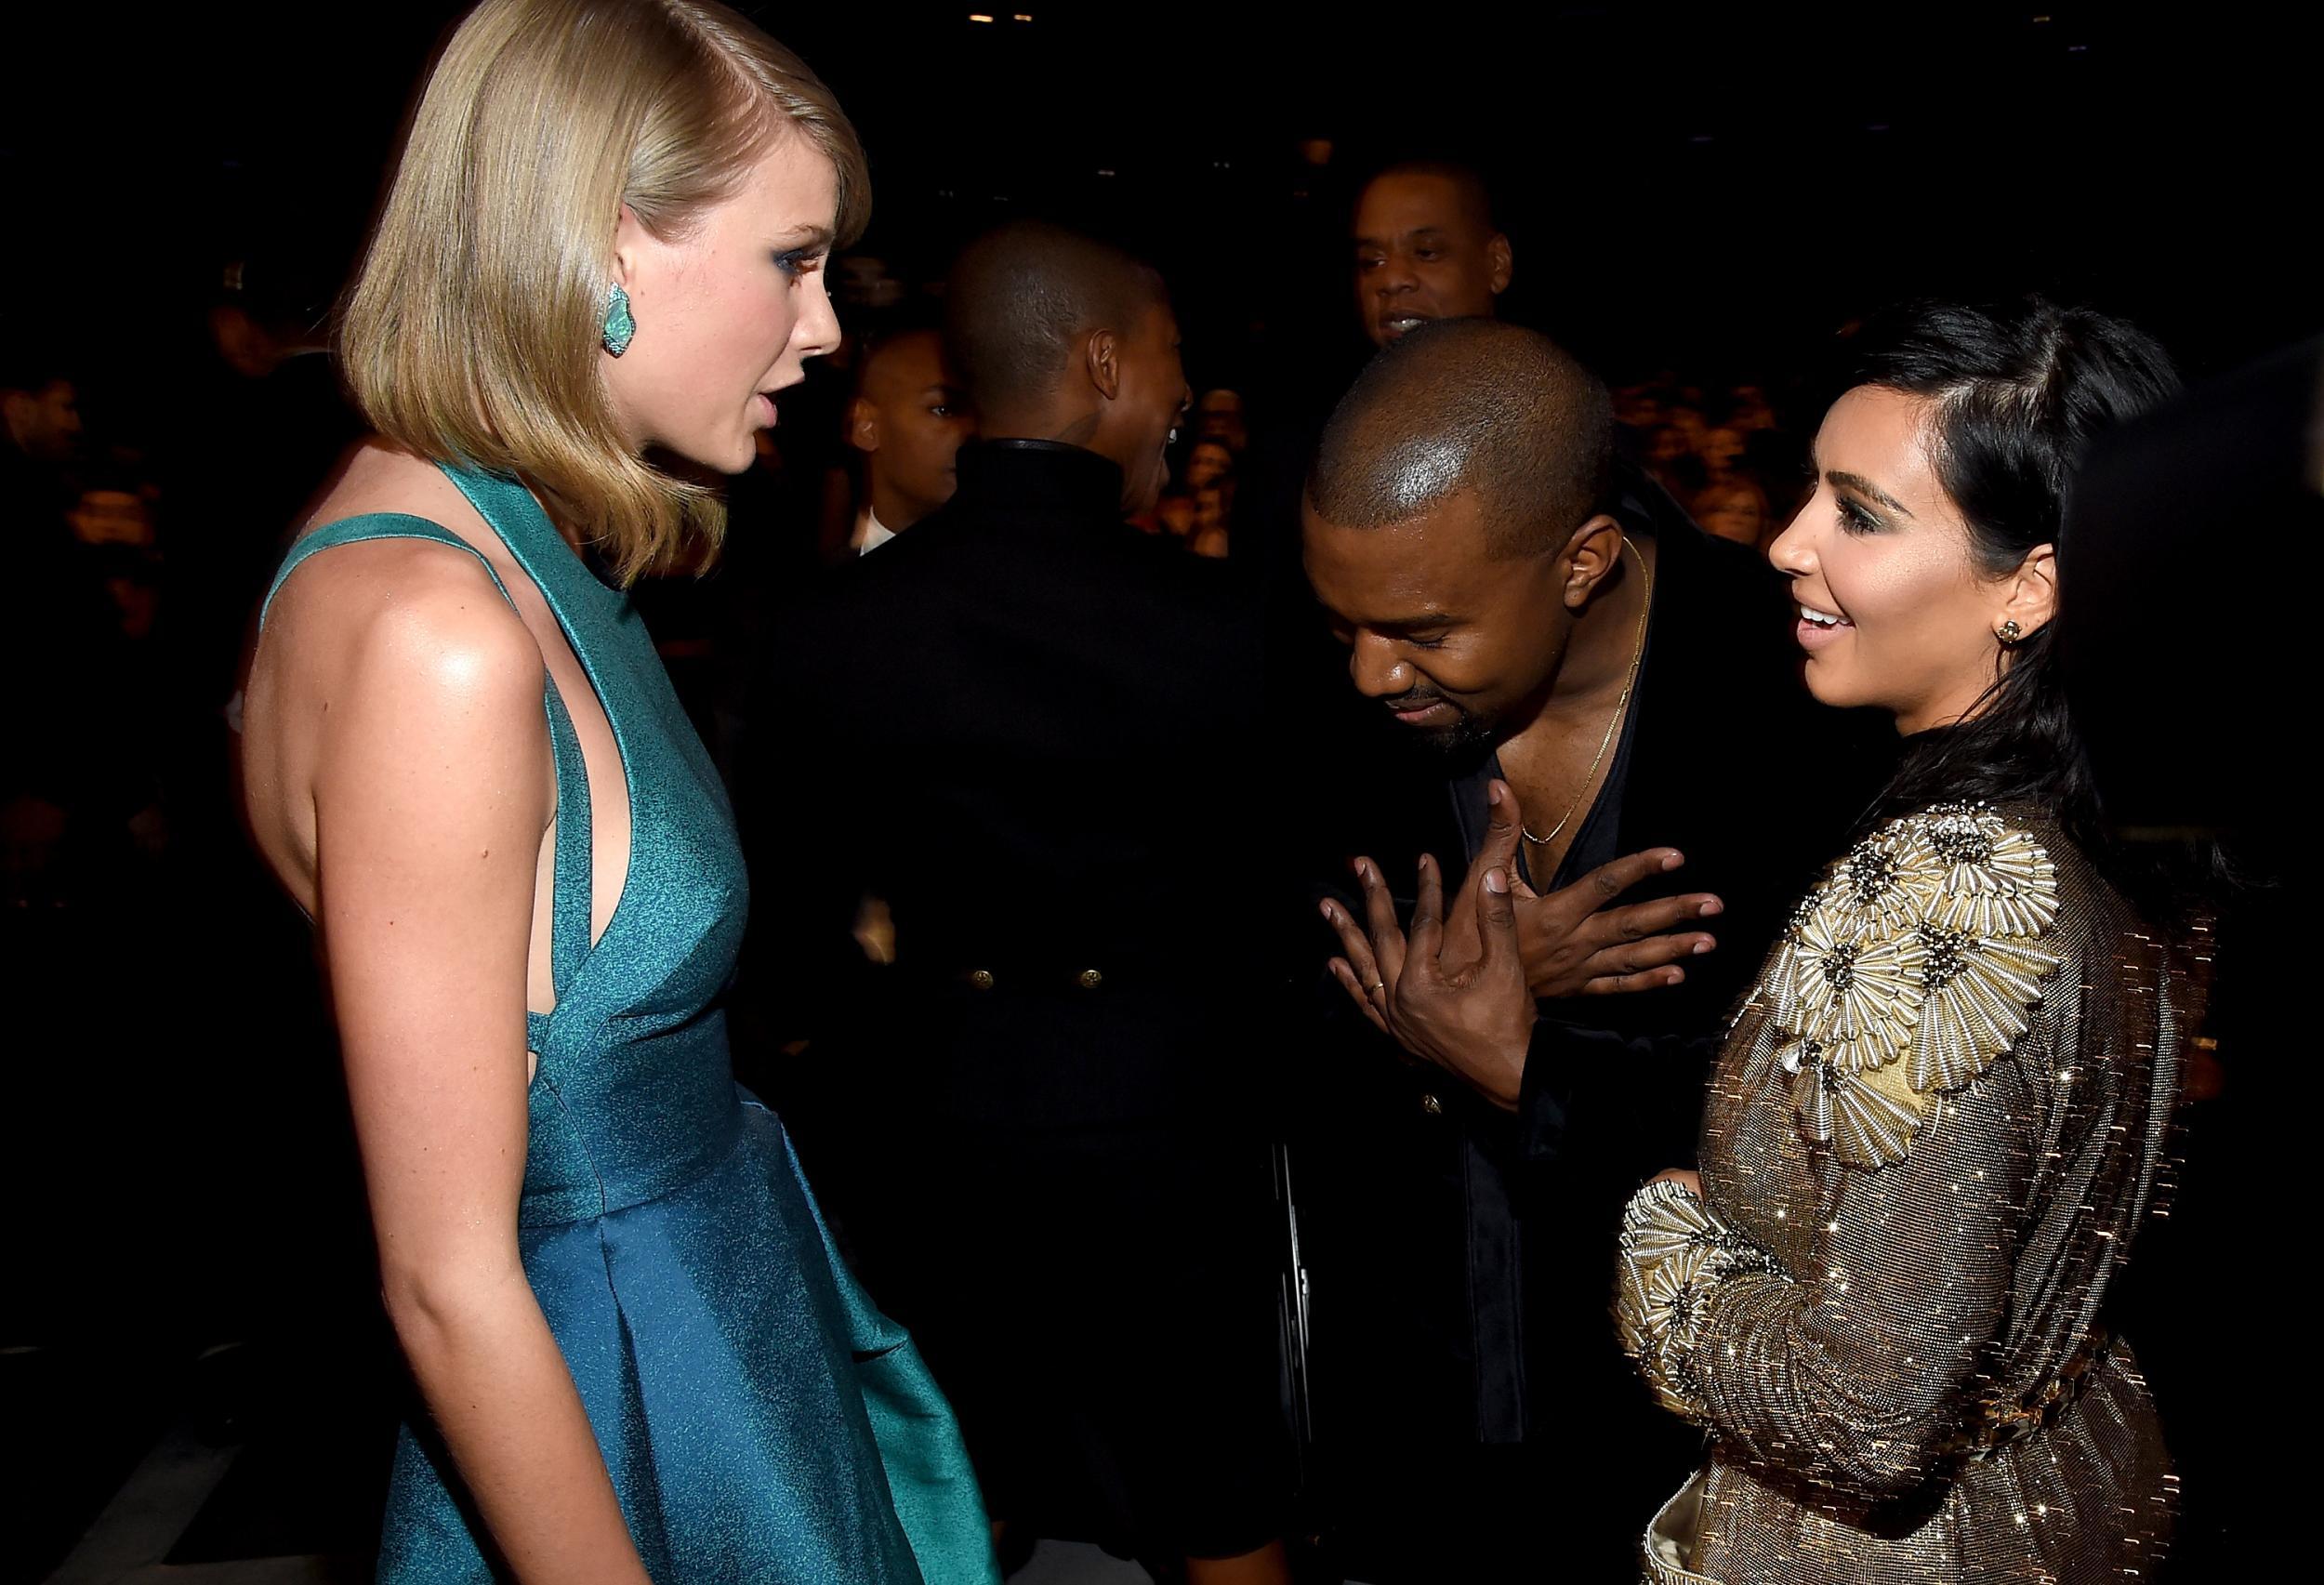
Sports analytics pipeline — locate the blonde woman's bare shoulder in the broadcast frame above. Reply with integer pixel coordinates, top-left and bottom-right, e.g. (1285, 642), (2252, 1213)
(271, 549), (539, 699)
(244, 443), (551, 901)
(263, 443), (541, 707)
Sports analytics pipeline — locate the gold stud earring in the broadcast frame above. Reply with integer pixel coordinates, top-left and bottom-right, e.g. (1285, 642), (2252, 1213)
(1998, 619), (2024, 645)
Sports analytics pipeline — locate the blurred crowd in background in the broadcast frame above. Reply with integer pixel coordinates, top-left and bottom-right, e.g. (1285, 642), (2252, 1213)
(0, 246), (1820, 925)
(4, 6), (2311, 1578)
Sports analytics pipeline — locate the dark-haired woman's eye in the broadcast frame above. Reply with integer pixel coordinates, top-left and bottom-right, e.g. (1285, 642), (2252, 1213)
(1838, 496), (1882, 535)
(775, 249), (825, 279)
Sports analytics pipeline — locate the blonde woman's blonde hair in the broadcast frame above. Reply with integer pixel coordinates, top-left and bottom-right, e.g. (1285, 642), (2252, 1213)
(340, 0), (868, 582)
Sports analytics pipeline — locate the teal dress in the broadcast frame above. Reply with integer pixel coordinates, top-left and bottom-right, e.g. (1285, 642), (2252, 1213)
(260, 464), (995, 1585)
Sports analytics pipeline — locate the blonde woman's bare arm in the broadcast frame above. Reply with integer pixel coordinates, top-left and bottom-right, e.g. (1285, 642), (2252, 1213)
(311, 569), (652, 1585)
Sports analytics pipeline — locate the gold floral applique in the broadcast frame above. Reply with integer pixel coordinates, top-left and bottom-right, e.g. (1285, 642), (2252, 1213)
(1760, 892), (1816, 1031)
(1792, 909), (1927, 1073)
(1922, 802), (2061, 938)
(1767, 805), (2063, 1168)
(1788, 1040), (1928, 1166)
(1823, 815), (1944, 937)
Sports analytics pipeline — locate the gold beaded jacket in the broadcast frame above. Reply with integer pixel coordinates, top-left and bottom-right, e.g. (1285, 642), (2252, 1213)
(1615, 802), (2203, 1583)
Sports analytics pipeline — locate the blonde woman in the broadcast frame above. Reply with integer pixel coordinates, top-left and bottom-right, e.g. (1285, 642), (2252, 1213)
(239, 3), (994, 1579)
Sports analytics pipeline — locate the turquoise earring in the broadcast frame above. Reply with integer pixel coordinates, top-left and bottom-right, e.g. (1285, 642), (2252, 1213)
(602, 284), (636, 357)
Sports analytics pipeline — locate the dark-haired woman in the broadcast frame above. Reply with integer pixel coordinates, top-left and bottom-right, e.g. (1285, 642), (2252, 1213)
(1319, 298), (2210, 1580)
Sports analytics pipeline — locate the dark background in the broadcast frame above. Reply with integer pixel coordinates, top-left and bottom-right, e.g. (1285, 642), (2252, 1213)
(13, 3), (2320, 422)
(4, 3), (2305, 1579)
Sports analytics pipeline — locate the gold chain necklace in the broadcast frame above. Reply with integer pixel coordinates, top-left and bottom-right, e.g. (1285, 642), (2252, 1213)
(1522, 535), (1654, 851)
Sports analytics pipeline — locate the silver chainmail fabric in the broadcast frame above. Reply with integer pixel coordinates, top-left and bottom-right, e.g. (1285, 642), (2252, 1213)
(1614, 801), (2205, 1582)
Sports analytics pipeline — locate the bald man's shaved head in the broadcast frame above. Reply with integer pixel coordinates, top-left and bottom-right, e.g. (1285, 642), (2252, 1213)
(1306, 318), (1612, 559)
(944, 221), (1169, 416)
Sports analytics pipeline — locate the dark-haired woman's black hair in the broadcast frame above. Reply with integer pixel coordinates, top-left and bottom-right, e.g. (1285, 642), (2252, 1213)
(1844, 297), (2223, 922)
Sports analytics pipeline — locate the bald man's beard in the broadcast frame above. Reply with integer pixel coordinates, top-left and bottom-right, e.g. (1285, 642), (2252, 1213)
(1379, 684), (1501, 761)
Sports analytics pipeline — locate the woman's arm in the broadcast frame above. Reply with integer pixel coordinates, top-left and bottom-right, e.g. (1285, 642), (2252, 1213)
(1618, 1051), (2045, 1501)
(313, 577), (652, 1585)
(1616, 802), (2100, 1500)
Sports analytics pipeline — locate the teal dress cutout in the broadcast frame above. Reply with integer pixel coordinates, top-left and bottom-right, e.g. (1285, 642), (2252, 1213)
(260, 464), (995, 1585)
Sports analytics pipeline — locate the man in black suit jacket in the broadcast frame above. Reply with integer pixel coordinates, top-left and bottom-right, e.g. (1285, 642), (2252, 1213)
(1294, 320), (1889, 1579)
(743, 223), (1294, 1584)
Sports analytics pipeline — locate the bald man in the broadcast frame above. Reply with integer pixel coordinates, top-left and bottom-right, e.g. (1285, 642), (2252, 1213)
(1247, 160), (1518, 798)
(746, 223), (1293, 1584)
(1289, 320), (1886, 1579)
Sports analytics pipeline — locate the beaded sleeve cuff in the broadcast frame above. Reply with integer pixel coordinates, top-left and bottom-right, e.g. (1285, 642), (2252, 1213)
(1616, 1180), (1787, 1423)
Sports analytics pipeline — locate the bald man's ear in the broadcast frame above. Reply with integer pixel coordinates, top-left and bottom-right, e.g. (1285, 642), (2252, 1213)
(1560, 513), (1625, 610)
(1085, 327), (1122, 403)
(1488, 232), (1513, 297)
(847, 395), (880, 455)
